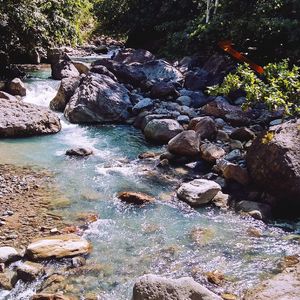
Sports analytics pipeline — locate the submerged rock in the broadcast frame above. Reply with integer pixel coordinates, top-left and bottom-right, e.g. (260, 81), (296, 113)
(25, 234), (92, 260)
(64, 73), (132, 124)
(144, 119), (183, 144)
(8, 78), (26, 96)
(117, 191), (155, 205)
(65, 147), (93, 157)
(0, 98), (61, 137)
(132, 274), (222, 300)
(177, 179), (221, 206)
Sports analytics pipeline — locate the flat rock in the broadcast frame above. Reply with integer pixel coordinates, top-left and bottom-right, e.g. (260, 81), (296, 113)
(177, 179), (221, 206)
(0, 98), (61, 137)
(117, 191), (155, 205)
(25, 234), (92, 260)
(132, 274), (222, 300)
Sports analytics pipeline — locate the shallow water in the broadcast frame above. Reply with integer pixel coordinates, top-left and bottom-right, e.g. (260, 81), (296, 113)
(0, 61), (299, 300)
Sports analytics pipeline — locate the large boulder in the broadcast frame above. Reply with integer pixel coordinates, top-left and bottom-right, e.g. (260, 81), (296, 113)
(51, 60), (79, 80)
(0, 98), (61, 137)
(168, 131), (200, 157)
(64, 73), (132, 124)
(190, 117), (218, 140)
(150, 82), (178, 99)
(50, 76), (80, 112)
(144, 119), (183, 144)
(25, 234), (92, 260)
(132, 274), (222, 300)
(8, 78), (26, 96)
(177, 179), (221, 206)
(246, 119), (300, 211)
(113, 48), (155, 64)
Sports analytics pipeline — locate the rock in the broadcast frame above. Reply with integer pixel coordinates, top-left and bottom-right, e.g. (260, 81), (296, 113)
(212, 191), (229, 209)
(216, 130), (230, 142)
(189, 91), (210, 108)
(229, 140), (243, 150)
(269, 119), (282, 126)
(177, 179), (221, 206)
(140, 114), (172, 131)
(16, 261), (45, 282)
(73, 61), (90, 75)
(150, 82), (178, 99)
(117, 191), (155, 205)
(31, 294), (73, 300)
(200, 143), (226, 163)
(132, 274), (222, 300)
(94, 45), (109, 54)
(224, 149), (242, 162)
(138, 151), (158, 159)
(8, 78), (26, 96)
(50, 76), (80, 112)
(176, 96), (192, 107)
(184, 70), (208, 91)
(0, 247), (20, 264)
(246, 119), (300, 210)
(144, 119), (183, 144)
(51, 60), (79, 80)
(236, 201), (272, 220)
(230, 127), (255, 142)
(65, 147), (93, 157)
(189, 117), (218, 140)
(168, 130), (200, 157)
(206, 270), (225, 285)
(177, 115), (190, 124)
(25, 234), (92, 260)
(90, 65), (118, 81)
(0, 98), (61, 137)
(0, 91), (19, 102)
(64, 73), (132, 124)
(132, 98), (154, 115)
(0, 272), (13, 290)
(114, 48), (155, 64)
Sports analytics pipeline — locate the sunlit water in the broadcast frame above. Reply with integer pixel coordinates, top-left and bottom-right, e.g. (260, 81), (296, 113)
(0, 61), (299, 300)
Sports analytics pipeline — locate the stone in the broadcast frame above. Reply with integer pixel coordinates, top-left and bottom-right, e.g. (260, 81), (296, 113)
(184, 70), (208, 91)
(176, 96), (192, 107)
(0, 247), (20, 264)
(230, 127), (255, 142)
(224, 149), (242, 162)
(144, 119), (183, 144)
(72, 61), (90, 75)
(0, 98), (61, 137)
(132, 98), (154, 115)
(168, 130), (200, 157)
(150, 81), (178, 98)
(25, 234), (92, 260)
(132, 274), (222, 300)
(0, 91), (19, 102)
(113, 48), (155, 64)
(8, 78), (26, 96)
(177, 179), (221, 206)
(31, 294), (73, 300)
(138, 151), (157, 159)
(64, 73), (132, 124)
(0, 272), (13, 290)
(51, 60), (79, 80)
(177, 115), (190, 124)
(206, 270), (225, 285)
(246, 119), (300, 210)
(189, 91), (210, 108)
(90, 65), (118, 81)
(50, 76), (80, 112)
(236, 201), (272, 220)
(117, 191), (155, 205)
(65, 147), (93, 157)
(189, 117), (218, 140)
(212, 191), (229, 209)
(216, 130), (230, 142)
(200, 143), (225, 163)
(16, 261), (45, 282)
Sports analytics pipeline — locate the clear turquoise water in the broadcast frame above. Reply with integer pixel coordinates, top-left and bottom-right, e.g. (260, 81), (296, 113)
(0, 66), (299, 300)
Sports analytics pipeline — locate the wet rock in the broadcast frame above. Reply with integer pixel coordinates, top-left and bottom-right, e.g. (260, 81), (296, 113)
(0, 98), (61, 137)
(117, 191), (155, 205)
(31, 294), (74, 300)
(132, 98), (154, 115)
(16, 261), (45, 282)
(71, 256), (86, 268)
(0, 246), (20, 264)
(8, 78), (26, 96)
(144, 119), (183, 144)
(0, 91), (19, 102)
(73, 61), (90, 75)
(25, 234), (92, 260)
(246, 119), (300, 211)
(177, 179), (221, 206)
(132, 274), (222, 300)
(51, 59), (79, 80)
(64, 73), (132, 124)
(224, 149), (242, 162)
(50, 76), (80, 112)
(212, 191), (229, 209)
(246, 227), (262, 238)
(200, 143), (226, 163)
(177, 115), (190, 124)
(114, 48), (155, 64)
(230, 127), (255, 142)
(138, 151), (158, 159)
(65, 147), (93, 157)
(189, 117), (218, 140)
(168, 130), (200, 157)
(236, 201), (272, 220)
(206, 270), (225, 285)
(150, 81), (178, 98)
(190, 227), (215, 246)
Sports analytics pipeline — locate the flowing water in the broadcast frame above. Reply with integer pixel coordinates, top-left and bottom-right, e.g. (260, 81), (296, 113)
(0, 59), (299, 300)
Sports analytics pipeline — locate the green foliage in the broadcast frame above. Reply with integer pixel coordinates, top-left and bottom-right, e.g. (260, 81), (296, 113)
(208, 60), (300, 116)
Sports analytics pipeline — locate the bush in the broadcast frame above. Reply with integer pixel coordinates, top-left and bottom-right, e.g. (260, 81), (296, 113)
(208, 60), (300, 116)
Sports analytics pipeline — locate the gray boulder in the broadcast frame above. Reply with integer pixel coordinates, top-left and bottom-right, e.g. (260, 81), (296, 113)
(144, 119), (183, 144)
(150, 82), (178, 99)
(51, 60), (79, 80)
(132, 98), (154, 115)
(64, 73), (132, 124)
(132, 274), (222, 300)
(177, 179), (221, 206)
(0, 98), (61, 137)
(114, 48), (155, 64)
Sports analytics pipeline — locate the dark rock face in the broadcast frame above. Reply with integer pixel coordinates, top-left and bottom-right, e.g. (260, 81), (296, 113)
(247, 119), (300, 212)
(64, 73), (132, 124)
(0, 98), (61, 137)
(50, 76), (80, 112)
(184, 70), (208, 91)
